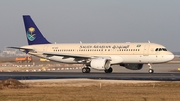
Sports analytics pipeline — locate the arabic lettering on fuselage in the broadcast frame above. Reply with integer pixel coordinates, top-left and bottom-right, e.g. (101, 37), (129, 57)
(112, 45), (129, 49)
(80, 45), (129, 49)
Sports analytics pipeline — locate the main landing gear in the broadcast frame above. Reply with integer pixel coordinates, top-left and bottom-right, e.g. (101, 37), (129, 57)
(82, 66), (91, 73)
(104, 67), (113, 73)
(148, 63), (154, 73)
(82, 66), (113, 73)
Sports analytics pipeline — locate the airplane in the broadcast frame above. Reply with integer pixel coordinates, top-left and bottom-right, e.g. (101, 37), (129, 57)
(8, 15), (174, 73)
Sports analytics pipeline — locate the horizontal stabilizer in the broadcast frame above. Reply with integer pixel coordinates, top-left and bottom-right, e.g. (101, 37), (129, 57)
(7, 47), (35, 54)
(7, 47), (33, 50)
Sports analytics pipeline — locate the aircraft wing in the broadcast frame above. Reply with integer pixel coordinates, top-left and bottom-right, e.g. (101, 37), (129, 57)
(43, 52), (93, 59)
(43, 52), (112, 60)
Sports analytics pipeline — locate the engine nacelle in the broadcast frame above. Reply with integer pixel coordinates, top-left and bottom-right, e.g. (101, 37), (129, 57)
(90, 58), (111, 70)
(120, 63), (143, 70)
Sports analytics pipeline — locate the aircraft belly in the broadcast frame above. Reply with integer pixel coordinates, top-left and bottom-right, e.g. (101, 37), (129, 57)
(109, 56), (123, 64)
(120, 55), (166, 63)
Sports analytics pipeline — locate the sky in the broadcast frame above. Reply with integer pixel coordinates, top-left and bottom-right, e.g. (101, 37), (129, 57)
(0, 0), (180, 52)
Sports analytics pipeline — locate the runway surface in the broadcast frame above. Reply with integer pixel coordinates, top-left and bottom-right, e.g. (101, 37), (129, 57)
(0, 64), (180, 81)
(0, 72), (180, 81)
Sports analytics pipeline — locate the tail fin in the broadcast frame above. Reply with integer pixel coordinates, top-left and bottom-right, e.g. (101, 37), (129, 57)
(23, 15), (50, 45)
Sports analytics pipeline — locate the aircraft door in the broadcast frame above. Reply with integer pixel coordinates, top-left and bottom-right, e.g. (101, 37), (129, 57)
(143, 45), (150, 56)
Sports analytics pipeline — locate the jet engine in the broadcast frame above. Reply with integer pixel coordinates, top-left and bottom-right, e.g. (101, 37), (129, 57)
(90, 58), (111, 70)
(120, 63), (143, 70)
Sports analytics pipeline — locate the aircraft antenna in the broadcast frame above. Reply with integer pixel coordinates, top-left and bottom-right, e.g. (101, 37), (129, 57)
(148, 40), (150, 43)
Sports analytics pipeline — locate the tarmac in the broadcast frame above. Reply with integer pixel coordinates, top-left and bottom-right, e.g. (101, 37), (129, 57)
(0, 63), (180, 81)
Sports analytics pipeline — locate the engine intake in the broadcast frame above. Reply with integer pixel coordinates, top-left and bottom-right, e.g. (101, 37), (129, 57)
(90, 58), (111, 70)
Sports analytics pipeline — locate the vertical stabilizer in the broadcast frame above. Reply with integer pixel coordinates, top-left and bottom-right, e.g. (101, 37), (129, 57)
(23, 15), (50, 45)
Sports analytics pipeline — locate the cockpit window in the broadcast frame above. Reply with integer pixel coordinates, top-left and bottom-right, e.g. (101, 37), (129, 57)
(162, 48), (167, 51)
(155, 48), (167, 51)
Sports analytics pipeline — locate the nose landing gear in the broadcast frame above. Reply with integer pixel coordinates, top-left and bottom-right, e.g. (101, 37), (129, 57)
(148, 63), (154, 73)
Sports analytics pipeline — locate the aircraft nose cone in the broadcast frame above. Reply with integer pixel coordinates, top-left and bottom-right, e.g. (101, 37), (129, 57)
(168, 52), (174, 61)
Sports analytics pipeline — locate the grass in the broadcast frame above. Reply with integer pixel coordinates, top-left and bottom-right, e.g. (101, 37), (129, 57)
(0, 82), (180, 101)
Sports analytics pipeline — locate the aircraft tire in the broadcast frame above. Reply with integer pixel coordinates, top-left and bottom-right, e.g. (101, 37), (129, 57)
(82, 68), (87, 73)
(148, 69), (154, 73)
(104, 67), (113, 73)
(82, 67), (90, 73)
(86, 68), (90, 73)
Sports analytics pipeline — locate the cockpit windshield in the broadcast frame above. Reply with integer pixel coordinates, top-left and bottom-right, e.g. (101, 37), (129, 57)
(155, 48), (167, 51)
(162, 48), (167, 51)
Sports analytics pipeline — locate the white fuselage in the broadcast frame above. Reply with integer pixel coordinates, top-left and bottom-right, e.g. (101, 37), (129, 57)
(20, 42), (174, 65)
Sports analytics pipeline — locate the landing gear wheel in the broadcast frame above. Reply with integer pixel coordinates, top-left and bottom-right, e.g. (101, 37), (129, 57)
(105, 69), (108, 73)
(148, 69), (154, 73)
(104, 67), (113, 73)
(86, 68), (90, 73)
(82, 67), (91, 73)
(82, 68), (87, 73)
(147, 63), (154, 73)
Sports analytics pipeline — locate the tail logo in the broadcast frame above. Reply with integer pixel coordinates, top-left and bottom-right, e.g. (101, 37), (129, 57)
(27, 27), (36, 41)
